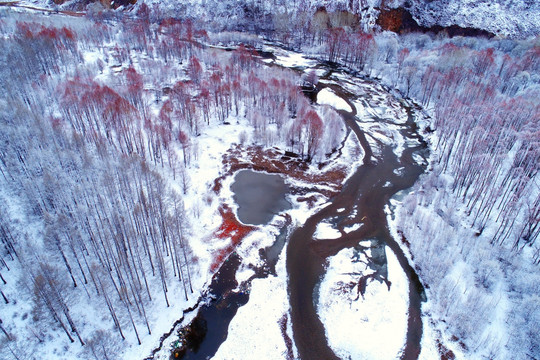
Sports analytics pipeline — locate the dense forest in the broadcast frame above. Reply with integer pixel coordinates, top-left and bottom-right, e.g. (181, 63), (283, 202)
(0, 1), (538, 359)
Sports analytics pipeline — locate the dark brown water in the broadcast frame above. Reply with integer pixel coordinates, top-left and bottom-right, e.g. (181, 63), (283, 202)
(287, 81), (427, 360)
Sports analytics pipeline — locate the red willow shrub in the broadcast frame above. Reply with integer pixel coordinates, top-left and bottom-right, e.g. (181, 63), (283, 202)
(209, 205), (255, 272)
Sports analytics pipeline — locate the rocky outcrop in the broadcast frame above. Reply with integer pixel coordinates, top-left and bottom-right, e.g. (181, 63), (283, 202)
(377, 6), (495, 38)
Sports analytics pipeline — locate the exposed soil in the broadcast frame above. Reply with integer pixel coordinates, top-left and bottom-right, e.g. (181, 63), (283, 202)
(436, 338), (456, 360)
(377, 7), (495, 38)
(278, 313), (295, 360)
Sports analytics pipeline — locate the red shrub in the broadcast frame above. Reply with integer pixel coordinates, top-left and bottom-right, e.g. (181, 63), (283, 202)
(209, 205), (254, 272)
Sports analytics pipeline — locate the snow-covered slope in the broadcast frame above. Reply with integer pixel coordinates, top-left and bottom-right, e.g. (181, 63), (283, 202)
(11, 0), (540, 38)
(138, 0), (540, 38)
(401, 0), (540, 39)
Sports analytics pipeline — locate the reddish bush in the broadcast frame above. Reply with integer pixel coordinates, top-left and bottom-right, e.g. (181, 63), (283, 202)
(16, 22), (76, 44)
(216, 205), (253, 245)
(209, 205), (254, 272)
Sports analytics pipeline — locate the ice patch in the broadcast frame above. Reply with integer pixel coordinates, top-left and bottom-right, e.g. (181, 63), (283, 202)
(343, 223), (363, 234)
(413, 152), (426, 165)
(265, 46), (318, 68)
(393, 167), (405, 176)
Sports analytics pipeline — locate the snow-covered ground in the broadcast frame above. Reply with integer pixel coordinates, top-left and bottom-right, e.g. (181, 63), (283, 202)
(314, 222), (342, 240)
(263, 44), (318, 69)
(5, 6), (533, 359)
(11, 0), (540, 38)
(0, 25), (440, 360)
(385, 132), (539, 360)
(403, 0), (540, 39)
(317, 88), (352, 113)
(0, 89), (252, 360)
(386, 194), (503, 360)
(212, 237), (294, 360)
(318, 245), (409, 359)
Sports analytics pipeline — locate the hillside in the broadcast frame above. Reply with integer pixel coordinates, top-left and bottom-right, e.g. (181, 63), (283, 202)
(10, 0), (540, 38)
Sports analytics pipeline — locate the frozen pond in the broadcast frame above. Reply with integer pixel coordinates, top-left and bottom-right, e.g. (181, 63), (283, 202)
(231, 170), (291, 225)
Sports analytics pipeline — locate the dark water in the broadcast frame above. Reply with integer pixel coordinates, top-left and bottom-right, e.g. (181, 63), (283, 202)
(287, 79), (428, 360)
(172, 253), (249, 360)
(231, 170), (291, 225)
(168, 171), (292, 359)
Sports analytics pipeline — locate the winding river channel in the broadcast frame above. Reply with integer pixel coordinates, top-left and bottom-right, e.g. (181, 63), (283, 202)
(287, 77), (428, 359)
(158, 46), (429, 360)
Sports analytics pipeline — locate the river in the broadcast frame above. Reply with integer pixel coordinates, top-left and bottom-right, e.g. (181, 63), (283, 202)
(158, 46), (428, 360)
(287, 80), (428, 359)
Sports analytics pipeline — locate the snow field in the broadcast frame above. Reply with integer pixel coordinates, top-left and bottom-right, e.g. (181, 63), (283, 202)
(318, 245), (409, 359)
(313, 222), (342, 240)
(316, 87), (353, 112)
(213, 243), (293, 360)
(263, 44), (318, 69)
(339, 126), (365, 177)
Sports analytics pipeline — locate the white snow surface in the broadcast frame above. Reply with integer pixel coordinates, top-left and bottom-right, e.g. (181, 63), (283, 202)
(213, 244), (292, 360)
(318, 245), (409, 359)
(344, 223), (363, 233)
(314, 222), (342, 240)
(317, 87), (353, 112)
(264, 45), (318, 69)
